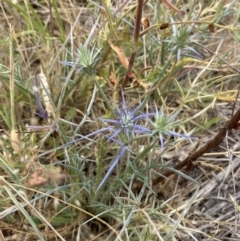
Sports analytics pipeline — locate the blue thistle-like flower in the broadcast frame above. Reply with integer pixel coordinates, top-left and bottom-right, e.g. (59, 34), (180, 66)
(100, 101), (151, 142)
(73, 102), (150, 145)
(71, 89), (196, 191)
(95, 91), (151, 190)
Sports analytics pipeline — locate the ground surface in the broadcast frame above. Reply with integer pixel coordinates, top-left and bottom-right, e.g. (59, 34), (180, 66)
(0, 1), (240, 240)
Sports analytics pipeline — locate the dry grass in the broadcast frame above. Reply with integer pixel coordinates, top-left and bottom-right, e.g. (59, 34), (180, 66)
(0, 0), (240, 240)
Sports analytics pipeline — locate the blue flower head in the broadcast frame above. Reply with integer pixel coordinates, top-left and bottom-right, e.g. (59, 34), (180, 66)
(100, 89), (151, 143)
(74, 89), (195, 191)
(96, 90), (151, 190)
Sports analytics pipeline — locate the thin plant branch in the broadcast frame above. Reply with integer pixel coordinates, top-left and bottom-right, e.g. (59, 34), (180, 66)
(122, 0), (144, 88)
(152, 105), (240, 186)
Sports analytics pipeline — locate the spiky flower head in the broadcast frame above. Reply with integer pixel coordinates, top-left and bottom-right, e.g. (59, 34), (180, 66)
(61, 45), (101, 74)
(150, 103), (186, 148)
(100, 90), (151, 143)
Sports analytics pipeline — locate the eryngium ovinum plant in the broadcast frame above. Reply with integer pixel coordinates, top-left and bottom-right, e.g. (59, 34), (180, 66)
(62, 45), (196, 192)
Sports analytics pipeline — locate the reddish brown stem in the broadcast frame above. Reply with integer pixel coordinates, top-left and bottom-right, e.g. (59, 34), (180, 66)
(161, 0), (185, 14)
(122, 0), (144, 89)
(152, 106), (240, 186)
